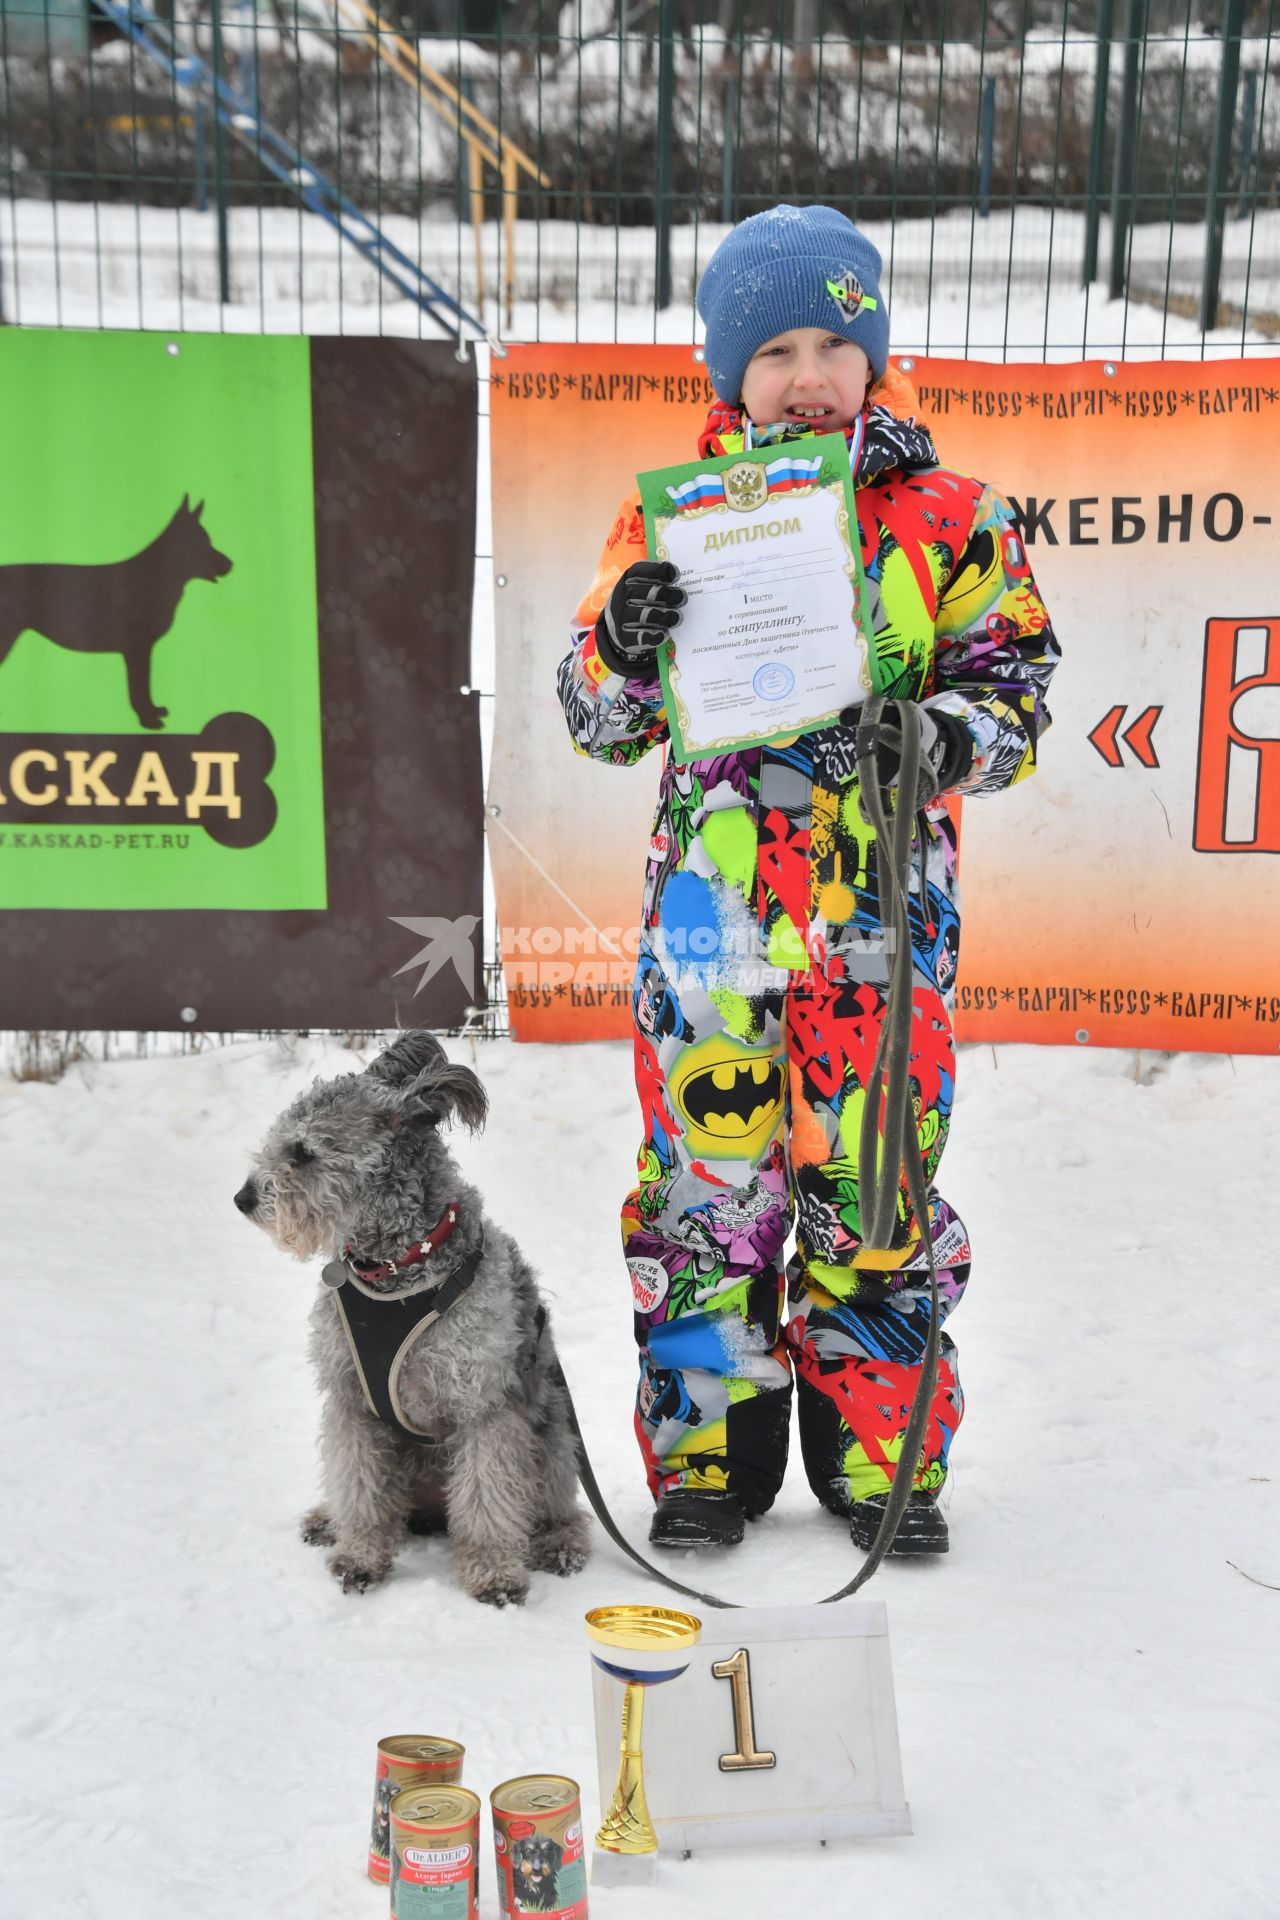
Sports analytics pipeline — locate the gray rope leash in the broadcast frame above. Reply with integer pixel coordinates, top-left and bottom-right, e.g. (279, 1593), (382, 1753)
(553, 1363), (746, 1611)
(833, 695), (943, 1600)
(558, 697), (941, 1609)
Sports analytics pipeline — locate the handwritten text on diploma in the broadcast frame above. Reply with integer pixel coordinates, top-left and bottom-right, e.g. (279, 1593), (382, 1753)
(657, 485), (868, 751)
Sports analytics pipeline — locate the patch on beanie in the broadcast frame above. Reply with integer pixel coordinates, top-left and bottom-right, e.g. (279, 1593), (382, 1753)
(826, 269), (878, 319)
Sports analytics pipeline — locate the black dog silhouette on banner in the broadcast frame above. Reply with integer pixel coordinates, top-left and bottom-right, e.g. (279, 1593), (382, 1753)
(0, 497), (233, 730)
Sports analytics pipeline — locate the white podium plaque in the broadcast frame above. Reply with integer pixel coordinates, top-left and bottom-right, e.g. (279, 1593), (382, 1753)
(589, 1603), (911, 1853)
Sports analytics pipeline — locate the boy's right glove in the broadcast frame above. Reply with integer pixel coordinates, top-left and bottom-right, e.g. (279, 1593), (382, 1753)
(593, 560), (686, 678)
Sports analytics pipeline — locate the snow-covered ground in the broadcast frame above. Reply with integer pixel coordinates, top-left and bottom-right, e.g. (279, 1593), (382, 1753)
(2, 1031), (1277, 1918)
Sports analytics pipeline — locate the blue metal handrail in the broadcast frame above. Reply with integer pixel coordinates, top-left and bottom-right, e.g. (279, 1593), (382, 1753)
(91, 0), (487, 341)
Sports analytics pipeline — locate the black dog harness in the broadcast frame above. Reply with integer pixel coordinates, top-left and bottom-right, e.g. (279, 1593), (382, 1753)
(322, 1202), (484, 1444)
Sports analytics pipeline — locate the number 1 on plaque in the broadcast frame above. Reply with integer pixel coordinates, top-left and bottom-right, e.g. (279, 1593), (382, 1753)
(711, 1648), (777, 1774)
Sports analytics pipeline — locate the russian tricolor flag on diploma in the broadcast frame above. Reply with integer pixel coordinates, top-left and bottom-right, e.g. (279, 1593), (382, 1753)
(664, 451), (823, 514)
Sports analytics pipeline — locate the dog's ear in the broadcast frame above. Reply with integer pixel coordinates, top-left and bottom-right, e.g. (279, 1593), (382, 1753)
(366, 1030), (448, 1087)
(399, 1059), (488, 1135)
(192, 498), (205, 519)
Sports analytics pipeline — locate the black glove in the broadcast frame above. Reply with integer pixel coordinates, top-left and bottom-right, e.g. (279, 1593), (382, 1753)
(838, 701), (974, 806)
(593, 559), (686, 678)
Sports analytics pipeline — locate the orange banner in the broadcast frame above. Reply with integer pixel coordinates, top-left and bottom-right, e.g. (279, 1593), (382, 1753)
(489, 347), (1280, 1051)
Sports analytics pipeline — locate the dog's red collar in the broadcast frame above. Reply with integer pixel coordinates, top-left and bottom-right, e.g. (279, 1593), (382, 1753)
(342, 1200), (460, 1284)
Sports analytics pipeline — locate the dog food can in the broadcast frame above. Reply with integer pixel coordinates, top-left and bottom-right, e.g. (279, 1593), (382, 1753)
(490, 1775), (589, 1920)
(368, 1736), (466, 1883)
(390, 1785), (482, 1920)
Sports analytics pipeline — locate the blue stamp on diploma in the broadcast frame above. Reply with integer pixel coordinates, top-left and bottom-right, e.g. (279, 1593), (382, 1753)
(752, 662), (795, 702)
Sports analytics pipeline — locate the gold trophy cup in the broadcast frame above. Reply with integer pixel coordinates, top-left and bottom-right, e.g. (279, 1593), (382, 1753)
(585, 1604), (702, 1886)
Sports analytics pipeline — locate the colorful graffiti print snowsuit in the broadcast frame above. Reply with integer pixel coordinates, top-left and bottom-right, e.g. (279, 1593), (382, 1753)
(556, 373), (1061, 1517)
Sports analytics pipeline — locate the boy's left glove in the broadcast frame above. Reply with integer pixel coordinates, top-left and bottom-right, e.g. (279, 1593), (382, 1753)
(839, 701), (973, 805)
(593, 560), (686, 678)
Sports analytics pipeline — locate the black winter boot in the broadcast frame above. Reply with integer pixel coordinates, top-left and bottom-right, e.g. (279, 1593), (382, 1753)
(815, 1476), (852, 1518)
(649, 1488), (747, 1548)
(850, 1489), (949, 1556)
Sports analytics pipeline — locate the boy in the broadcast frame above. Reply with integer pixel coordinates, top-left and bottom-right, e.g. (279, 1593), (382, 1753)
(556, 205), (1059, 1555)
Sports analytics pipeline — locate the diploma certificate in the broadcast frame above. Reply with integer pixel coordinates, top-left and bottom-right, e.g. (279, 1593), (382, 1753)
(637, 432), (873, 762)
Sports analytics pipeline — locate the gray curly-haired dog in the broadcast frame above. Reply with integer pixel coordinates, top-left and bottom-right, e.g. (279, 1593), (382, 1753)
(234, 1032), (590, 1607)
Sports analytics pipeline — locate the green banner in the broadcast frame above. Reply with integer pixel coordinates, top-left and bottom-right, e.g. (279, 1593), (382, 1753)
(0, 330), (325, 910)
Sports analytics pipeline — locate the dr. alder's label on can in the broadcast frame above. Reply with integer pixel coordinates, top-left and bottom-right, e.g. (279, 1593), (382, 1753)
(392, 1841), (475, 1918)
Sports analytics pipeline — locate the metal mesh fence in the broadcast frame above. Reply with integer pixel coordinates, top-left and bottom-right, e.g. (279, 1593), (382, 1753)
(2, 0), (1277, 355)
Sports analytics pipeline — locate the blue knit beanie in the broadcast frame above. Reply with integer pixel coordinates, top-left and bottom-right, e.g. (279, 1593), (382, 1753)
(697, 204), (889, 405)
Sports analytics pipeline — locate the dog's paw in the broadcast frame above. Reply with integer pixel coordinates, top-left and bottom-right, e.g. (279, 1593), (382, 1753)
(300, 1506), (336, 1547)
(456, 1550), (528, 1607)
(527, 1516), (591, 1577)
(473, 1578), (528, 1609)
(327, 1549), (391, 1594)
(138, 709), (167, 731)
(533, 1541), (589, 1578)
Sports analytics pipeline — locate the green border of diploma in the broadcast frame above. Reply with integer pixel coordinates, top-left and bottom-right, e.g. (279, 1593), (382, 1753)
(636, 431), (876, 763)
